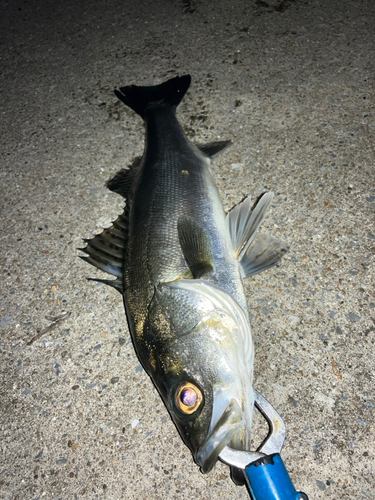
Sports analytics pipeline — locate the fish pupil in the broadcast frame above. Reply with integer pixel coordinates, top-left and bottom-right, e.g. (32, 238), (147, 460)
(181, 388), (197, 407)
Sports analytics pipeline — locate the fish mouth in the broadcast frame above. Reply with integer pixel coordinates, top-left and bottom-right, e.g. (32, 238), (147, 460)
(195, 399), (243, 474)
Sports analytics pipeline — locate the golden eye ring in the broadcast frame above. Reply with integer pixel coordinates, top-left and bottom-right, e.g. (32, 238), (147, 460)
(175, 382), (203, 415)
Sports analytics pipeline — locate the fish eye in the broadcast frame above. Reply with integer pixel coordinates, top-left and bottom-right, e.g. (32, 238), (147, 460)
(175, 382), (203, 415)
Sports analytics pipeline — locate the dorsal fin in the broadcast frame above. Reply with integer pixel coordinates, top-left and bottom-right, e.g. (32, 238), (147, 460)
(177, 216), (214, 279)
(79, 211), (128, 293)
(80, 154), (139, 293)
(196, 141), (232, 159)
(106, 156), (142, 200)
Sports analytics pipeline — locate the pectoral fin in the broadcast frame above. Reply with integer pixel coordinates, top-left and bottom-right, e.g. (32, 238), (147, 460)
(177, 217), (214, 279)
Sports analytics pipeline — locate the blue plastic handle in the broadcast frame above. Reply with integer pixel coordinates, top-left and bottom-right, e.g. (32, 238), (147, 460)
(245, 453), (308, 500)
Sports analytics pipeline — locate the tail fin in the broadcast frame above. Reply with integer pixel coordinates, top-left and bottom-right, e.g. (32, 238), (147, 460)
(114, 74), (191, 118)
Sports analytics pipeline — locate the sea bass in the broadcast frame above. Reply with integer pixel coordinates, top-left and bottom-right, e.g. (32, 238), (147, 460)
(80, 75), (288, 485)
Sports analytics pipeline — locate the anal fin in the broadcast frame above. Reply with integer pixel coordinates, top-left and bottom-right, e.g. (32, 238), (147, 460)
(196, 141), (232, 159)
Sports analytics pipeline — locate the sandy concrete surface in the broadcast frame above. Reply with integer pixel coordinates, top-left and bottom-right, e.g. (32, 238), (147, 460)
(1, 0), (374, 498)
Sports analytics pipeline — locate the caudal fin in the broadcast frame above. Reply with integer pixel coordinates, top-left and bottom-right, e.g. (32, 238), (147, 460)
(114, 74), (191, 118)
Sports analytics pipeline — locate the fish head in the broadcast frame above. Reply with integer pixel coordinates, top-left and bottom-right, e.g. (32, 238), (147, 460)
(143, 279), (254, 474)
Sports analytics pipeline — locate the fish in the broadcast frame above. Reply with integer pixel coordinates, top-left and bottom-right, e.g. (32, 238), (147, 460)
(80, 74), (288, 485)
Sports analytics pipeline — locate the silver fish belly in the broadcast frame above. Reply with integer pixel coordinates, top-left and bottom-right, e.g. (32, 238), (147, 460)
(80, 75), (288, 484)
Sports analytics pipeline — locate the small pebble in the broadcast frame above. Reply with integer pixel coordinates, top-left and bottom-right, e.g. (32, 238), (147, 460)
(56, 458), (68, 465)
(316, 479), (326, 491)
(0, 316), (12, 330)
(355, 419), (366, 426)
(348, 313), (360, 322)
(289, 315), (300, 327)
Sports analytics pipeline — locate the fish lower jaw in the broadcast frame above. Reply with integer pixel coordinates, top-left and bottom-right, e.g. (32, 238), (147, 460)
(195, 399), (243, 474)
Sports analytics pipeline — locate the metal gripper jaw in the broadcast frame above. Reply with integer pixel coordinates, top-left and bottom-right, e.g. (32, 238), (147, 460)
(219, 389), (309, 500)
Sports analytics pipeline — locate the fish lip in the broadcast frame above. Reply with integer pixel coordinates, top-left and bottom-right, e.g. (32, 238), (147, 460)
(195, 399), (243, 474)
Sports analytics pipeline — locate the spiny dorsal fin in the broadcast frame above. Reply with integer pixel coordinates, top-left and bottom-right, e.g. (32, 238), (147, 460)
(196, 140), (232, 159)
(79, 211), (128, 293)
(177, 216), (214, 279)
(239, 233), (289, 278)
(226, 192), (274, 258)
(106, 156), (142, 200)
(87, 277), (123, 293)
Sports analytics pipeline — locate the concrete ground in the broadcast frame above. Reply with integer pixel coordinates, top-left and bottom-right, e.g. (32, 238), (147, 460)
(1, 0), (374, 498)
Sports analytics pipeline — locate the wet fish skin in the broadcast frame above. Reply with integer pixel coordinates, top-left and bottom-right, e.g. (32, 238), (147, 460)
(81, 75), (288, 483)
